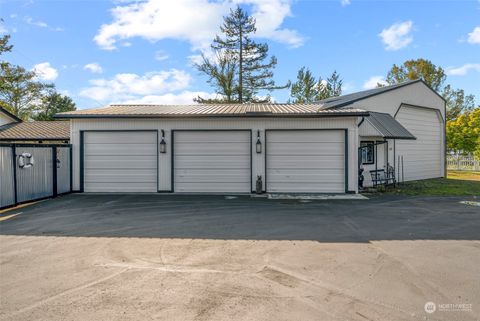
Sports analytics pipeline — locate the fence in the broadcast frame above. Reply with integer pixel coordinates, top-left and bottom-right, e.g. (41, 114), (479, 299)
(0, 143), (72, 209)
(447, 155), (480, 171)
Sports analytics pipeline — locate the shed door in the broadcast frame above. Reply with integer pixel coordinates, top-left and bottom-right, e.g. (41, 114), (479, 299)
(266, 130), (345, 193)
(173, 131), (251, 193)
(83, 131), (157, 192)
(395, 106), (443, 181)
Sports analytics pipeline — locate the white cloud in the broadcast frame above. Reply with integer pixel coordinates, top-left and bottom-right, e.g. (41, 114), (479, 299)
(340, 0), (351, 6)
(155, 50), (169, 61)
(79, 69), (191, 102)
(379, 20), (413, 51)
(467, 26), (480, 44)
(363, 76), (387, 89)
(32, 62), (58, 81)
(94, 0), (304, 50)
(24, 16), (63, 31)
(446, 63), (480, 76)
(0, 25), (8, 34)
(84, 63), (103, 74)
(121, 91), (217, 105)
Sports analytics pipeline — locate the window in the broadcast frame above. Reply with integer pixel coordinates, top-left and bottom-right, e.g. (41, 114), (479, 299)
(360, 141), (375, 165)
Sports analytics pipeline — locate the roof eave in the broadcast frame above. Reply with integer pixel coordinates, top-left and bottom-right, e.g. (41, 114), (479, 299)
(55, 111), (369, 119)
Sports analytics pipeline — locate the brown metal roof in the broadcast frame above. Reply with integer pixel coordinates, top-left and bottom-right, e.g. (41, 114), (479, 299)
(0, 121), (70, 141)
(55, 104), (368, 118)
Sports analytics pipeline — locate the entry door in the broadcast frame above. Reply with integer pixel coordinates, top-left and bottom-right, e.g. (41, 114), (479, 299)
(266, 130), (346, 193)
(83, 131), (158, 192)
(173, 131), (251, 193)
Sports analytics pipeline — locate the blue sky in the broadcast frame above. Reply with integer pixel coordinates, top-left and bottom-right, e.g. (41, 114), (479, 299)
(1, 0), (479, 109)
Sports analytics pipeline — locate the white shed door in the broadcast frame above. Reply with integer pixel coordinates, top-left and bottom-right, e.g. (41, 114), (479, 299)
(266, 130), (345, 193)
(173, 131), (251, 193)
(84, 131), (157, 192)
(395, 106), (442, 181)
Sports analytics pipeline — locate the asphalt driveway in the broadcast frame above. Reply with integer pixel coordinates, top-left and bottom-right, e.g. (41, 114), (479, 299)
(1, 194), (479, 321)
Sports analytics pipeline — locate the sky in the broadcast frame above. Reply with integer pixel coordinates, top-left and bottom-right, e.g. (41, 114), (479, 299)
(1, 0), (479, 110)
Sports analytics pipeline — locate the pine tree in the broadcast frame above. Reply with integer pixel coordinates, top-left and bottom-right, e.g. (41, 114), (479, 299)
(195, 6), (285, 103)
(289, 68), (343, 103)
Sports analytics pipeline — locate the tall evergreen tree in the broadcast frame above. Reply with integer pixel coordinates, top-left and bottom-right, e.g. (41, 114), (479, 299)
(195, 6), (285, 103)
(289, 67), (343, 103)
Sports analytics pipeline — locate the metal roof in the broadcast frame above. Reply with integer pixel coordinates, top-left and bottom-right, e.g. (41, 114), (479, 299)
(56, 104), (368, 118)
(317, 79), (445, 109)
(0, 121), (70, 141)
(363, 112), (416, 140)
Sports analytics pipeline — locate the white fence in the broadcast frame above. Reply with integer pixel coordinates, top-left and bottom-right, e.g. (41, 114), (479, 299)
(447, 155), (480, 171)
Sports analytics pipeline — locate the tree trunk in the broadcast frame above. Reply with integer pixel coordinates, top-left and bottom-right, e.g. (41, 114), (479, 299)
(239, 26), (243, 103)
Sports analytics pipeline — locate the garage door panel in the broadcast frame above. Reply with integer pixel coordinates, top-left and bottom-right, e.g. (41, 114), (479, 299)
(84, 132), (157, 144)
(175, 132), (250, 143)
(175, 143), (250, 155)
(267, 143), (344, 155)
(268, 182), (345, 193)
(84, 131), (157, 192)
(85, 169), (157, 183)
(175, 183), (250, 193)
(267, 156), (344, 169)
(173, 131), (251, 193)
(266, 130), (345, 193)
(268, 171), (345, 183)
(85, 144), (156, 156)
(85, 182), (157, 193)
(267, 131), (344, 143)
(174, 156), (249, 169)
(175, 169), (250, 183)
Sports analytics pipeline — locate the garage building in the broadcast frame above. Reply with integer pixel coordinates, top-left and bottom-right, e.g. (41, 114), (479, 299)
(57, 79), (446, 194)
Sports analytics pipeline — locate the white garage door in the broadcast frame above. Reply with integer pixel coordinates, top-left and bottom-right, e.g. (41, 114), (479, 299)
(266, 130), (345, 193)
(395, 106), (442, 181)
(83, 131), (157, 192)
(173, 131), (251, 193)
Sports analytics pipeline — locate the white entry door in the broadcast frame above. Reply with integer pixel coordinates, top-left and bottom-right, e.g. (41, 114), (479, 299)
(266, 130), (346, 193)
(173, 131), (251, 193)
(83, 131), (158, 192)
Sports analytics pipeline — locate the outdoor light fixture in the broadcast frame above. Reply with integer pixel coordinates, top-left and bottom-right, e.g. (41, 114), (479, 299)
(160, 130), (167, 153)
(256, 130), (262, 154)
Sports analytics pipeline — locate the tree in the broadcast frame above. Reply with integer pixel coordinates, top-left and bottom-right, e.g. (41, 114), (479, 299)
(32, 91), (76, 121)
(0, 63), (53, 120)
(441, 84), (475, 121)
(195, 6), (285, 103)
(289, 67), (343, 103)
(385, 58), (446, 91)
(318, 70), (343, 100)
(289, 67), (318, 103)
(194, 52), (236, 103)
(0, 34), (53, 119)
(446, 108), (480, 155)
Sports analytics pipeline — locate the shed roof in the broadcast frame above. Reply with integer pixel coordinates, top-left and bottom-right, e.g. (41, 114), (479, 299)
(362, 112), (416, 140)
(0, 106), (22, 123)
(0, 121), (70, 141)
(317, 79), (444, 109)
(55, 104), (368, 118)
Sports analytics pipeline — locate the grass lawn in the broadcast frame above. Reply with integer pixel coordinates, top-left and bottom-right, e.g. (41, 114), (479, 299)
(379, 171), (480, 196)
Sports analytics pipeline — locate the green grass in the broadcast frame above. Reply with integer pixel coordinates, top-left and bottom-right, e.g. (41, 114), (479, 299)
(447, 170), (480, 181)
(378, 172), (480, 196)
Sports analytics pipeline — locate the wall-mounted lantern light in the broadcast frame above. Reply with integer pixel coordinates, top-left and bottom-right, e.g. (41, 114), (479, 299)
(160, 130), (167, 153)
(256, 130), (262, 154)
